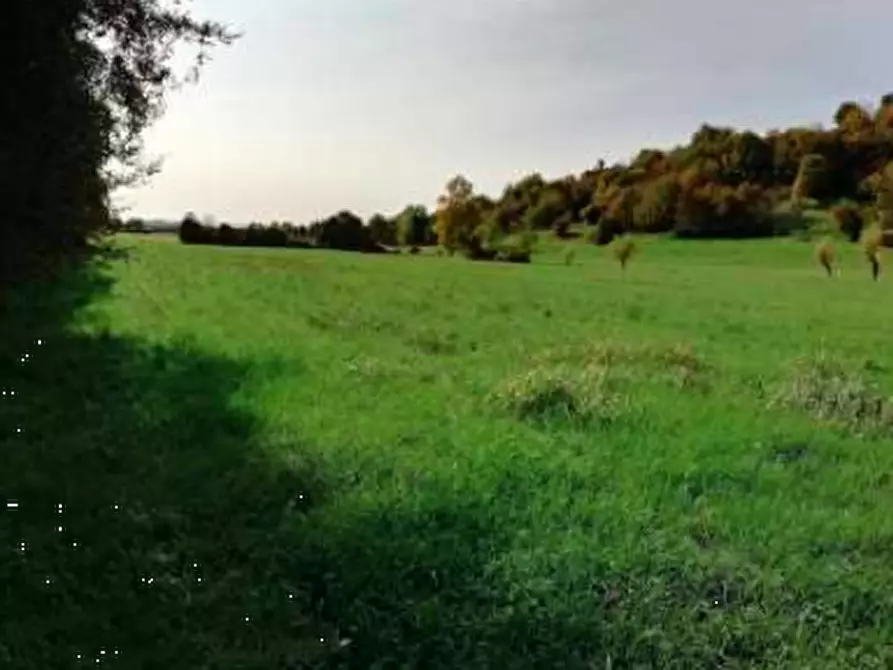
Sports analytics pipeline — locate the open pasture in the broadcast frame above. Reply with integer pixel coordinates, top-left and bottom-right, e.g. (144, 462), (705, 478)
(4, 236), (893, 668)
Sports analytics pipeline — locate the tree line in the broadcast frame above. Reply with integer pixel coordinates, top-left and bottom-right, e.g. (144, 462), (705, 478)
(177, 95), (893, 261)
(178, 205), (436, 254)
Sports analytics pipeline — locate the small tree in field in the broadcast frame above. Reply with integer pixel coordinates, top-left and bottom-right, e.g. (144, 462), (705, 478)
(435, 175), (481, 255)
(815, 240), (836, 277)
(863, 228), (883, 281)
(612, 237), (636, 271)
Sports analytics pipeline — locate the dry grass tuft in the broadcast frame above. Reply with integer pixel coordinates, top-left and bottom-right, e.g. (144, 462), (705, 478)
(772, 354), (893, 434)
(489, 364), (624, 425)
(535, 341), (711, 392)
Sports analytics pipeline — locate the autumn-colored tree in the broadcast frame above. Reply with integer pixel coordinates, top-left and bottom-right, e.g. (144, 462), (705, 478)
(435, 175), (483, 254)
(598, 186), (639, 234)
(632, 176), (679, 233)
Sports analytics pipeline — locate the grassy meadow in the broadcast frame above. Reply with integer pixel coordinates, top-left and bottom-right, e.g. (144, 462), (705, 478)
(5, 234), (893, 668)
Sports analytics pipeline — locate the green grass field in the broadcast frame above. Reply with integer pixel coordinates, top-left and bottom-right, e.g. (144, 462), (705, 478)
(5, 235), (893, 668)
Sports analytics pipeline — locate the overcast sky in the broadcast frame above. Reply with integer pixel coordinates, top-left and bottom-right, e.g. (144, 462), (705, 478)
(119, 0), (893, 223)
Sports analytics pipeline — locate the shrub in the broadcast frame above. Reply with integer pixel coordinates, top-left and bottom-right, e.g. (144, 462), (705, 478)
(490, 230), (536, 264)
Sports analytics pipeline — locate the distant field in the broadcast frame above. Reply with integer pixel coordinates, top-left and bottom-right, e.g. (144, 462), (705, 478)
(4, 235), (893, 668)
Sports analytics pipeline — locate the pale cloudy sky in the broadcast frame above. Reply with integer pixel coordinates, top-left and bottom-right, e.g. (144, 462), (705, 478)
(120, 0), (893, 223)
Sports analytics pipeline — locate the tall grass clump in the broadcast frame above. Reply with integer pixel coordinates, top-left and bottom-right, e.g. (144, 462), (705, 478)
(490, 364), (623, 425)
(536, 341), (712, 392)
(772, 354), (893, 435)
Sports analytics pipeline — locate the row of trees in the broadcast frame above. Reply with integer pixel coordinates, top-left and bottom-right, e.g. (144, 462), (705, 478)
(430, 96), (893, 255)
(179, 205), (437, 253)
(462, 95), (893, 244)
(176, 95), (893, 261)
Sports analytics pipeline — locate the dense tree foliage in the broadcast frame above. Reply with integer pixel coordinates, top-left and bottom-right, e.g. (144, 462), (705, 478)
(459, 96), (893, 244)
(2, 0), (235, 283)
(396, 205), (435, 248)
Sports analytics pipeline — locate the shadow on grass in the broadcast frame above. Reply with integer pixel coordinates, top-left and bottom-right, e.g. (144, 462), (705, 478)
(0, 250), (553, 669)
(0, 251), (337, 667)
(0, 250), (621, 669)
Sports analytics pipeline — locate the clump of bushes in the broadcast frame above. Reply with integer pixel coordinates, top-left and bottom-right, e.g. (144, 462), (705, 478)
(772, 355), (893, 434)
(490, 364), (623, 425)
(492, 231), (536, 264)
